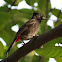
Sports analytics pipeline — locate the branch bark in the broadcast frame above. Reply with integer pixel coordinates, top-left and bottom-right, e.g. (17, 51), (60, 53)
(1, 24), (62, 62)
(7, 0), (17, 12)
(45, 0), (49, 31)
(46, 0), (49, 19)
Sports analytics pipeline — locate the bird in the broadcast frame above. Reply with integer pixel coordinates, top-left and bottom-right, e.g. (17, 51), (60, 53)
(6, 12), (47, 57)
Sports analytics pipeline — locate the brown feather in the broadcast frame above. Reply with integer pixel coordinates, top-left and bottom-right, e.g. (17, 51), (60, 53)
(15, 19), (40, 40)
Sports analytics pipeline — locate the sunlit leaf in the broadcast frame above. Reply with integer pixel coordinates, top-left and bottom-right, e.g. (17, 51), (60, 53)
(44, 37), (62, 47)
(4, 0), (12, 4)
(0, 41), (4, 58)
(60, 12), (62, 19)
(38, 21), (46, 34)
(0, 5), (8, 12)
(35, 47), (62, 58)
(38, 0), (51, 16)
(4, 0), (22, 5)
(0, 12), (10, 30)
(15, 0), (22, 5)
(53, 21), (62, 27)
(25, 0), (38, 6)
(55, 57), (62, 62)
(51, 9), (60, 17)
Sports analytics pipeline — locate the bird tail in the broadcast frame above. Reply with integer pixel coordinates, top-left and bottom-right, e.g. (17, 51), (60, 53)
(6, 39), (16, 57)
(6, 36), (21, 57)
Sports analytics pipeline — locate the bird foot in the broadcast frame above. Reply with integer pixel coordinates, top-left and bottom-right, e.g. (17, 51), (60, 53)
(21, 41), (25, 45)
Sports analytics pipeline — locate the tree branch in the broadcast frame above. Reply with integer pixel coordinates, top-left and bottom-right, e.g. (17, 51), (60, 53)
(7, 0), (17, 12)
(45, 0), (49, 31)
(46, 0), (49, 19)
(1, 24), (62, 62)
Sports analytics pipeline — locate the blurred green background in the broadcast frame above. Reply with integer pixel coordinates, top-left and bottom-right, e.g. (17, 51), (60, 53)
(0, 0), (62, 62)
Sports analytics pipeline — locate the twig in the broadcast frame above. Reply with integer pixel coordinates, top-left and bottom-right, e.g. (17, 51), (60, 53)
(38, 56), (42, 62)
(46, 0), (49, 19)
(11, 0), (17, 6)
(45, 0), (49, 31)
(7, 0), (17, 12)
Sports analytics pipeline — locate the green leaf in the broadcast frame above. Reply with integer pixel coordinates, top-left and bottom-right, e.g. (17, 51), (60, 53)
(20, 51), (36, 62)
(20, 51), (48, 62)
(38, 0), (51, 16)
(0, 24), (17, 56)
(55, 57), (62, 62)
(0, 5), (8, 12)
(4, 0), (22, 5)
(38, 21), (51, 35)
(51, 9), (60, 17)
(47, 26), (51, 31)
(0, 28), (15, 45)
(44, 37), (62, 47)
(0, 5), (11, 30)
(32, 55), (39, 62)
(15, 0), (22, 5)
(60, 12), (62, 19)
(39, 57), (49, 62)
(0, 12), (11, 30)
(35, 47), (62, 58)
(38, 0), (46, 15)
(4, 0), (12, 4)
(38, 21), (46, 34)
(53, 21), (62, 27)
(38, 0), (46, 9)
(11, 9), (34, 23)
(0, 41), (4, 58)
(25, 0), (38, 6)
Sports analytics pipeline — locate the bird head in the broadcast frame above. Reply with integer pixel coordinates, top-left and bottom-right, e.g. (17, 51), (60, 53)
(32, 12), (47, 21)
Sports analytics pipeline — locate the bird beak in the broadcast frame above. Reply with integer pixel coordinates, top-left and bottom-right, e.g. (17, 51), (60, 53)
(42, 17), (47, 20)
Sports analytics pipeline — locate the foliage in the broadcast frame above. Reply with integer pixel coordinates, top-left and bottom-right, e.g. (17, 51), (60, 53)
(0, 0), (62, 62)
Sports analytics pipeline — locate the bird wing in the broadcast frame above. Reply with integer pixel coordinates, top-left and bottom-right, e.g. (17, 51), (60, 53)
(15, 19), (36, 38)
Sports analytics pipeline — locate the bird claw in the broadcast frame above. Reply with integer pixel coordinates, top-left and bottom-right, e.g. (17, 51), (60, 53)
(22, 41), (25, 45)
(33, 35), (38, 38)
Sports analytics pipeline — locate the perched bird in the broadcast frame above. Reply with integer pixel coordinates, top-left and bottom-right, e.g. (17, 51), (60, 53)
(6, 12), (47, 56)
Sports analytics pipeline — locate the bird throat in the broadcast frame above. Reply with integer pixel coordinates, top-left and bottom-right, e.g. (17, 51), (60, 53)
(37, 18), (41, 23)
(31, 17), (41, 23)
